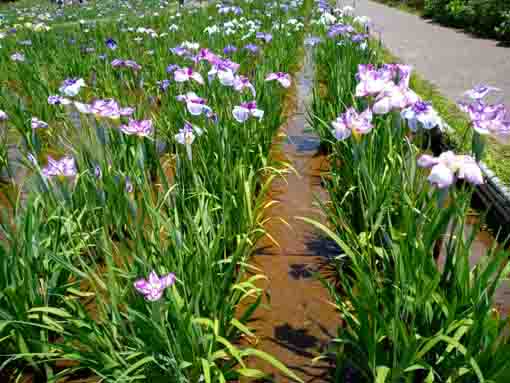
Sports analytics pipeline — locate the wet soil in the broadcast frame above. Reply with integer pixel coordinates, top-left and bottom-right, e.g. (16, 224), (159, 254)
(244, 46), (339, 382)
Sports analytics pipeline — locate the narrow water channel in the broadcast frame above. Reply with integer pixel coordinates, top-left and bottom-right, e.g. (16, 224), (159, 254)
(245, 44), (338, 382)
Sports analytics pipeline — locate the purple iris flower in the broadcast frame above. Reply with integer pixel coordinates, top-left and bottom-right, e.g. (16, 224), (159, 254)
(125, 176), (134, 193)
(119, 119), (153, 137)
(233, 75), (256, 97)
(256, 32), (273, 43)
(223, 45), (238, 55)
(134, 270), (175, 302)
(59, 78), (86, 97)
(105, 38), (117, 50)
(196, 48), (220, 64)
(355, 64), (394, 97)
(401, 101), (442, 131)
(31, 117), (48, 129)
(464, 85), (501, 100)
(175, 122), (203, 161)
(175, 122), (203, 146)
(232, 101), (264, 123)
(304, 36), (322, 46)
(48, 95), (71, 105)
(166, 64), (180, 74)
(418, 151), (484, 189)
(42, 156), (77, 178)
(459, 100), (510, 144)
(158, 79), (171, 92)
(111, 59), (142, 71)
(94, 165), (102, 179)
(327, 24), (354, 38)
(0, 110), (7, 121)
(176, 92), (212, 116)
(174, 67), (204, 85)
(169, 45), (189, 56)
(10, 52), (25, 62)
(265, 72), (291, 88)
(351, 34), (368, 43)
(89, 99), (134, 119)
(243, 43), (259, 54)
(372, 85), (419, 115)
(208, 63), (235, 86)
(331, 107), (373, 140)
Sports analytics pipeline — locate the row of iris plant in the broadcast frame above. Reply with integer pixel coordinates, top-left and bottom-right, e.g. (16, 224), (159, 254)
(0, 0), (311, 381)
(306, 1), (510, 381)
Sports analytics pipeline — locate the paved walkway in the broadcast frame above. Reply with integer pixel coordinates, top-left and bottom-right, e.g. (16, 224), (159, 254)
(351, 0), (510, 106)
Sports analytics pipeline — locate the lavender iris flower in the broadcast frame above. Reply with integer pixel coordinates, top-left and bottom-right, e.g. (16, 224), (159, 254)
(31, 117), (48, 129)
(42, 156), (77, 178)
(87, 99), (135, 119)
(105, 37), (117, 50)
(134, 270), (175, 301)
(10, 52), (25, 62)
(256, 32), (273, 43)
(327, 24), (354, 38)
(169, 45), (189, 56)
(166, 64), (180, 74)
(223, 45), (238, 55)
(59, 78), (86, 97)
(418, 151), (484, 189)
(0, 110), (7, 121)
(174, 67), (204, 85)
(304, 36), (322, 46)
(125, 176), (134, 193)
(111, 59), (142, 71)
(158, 79), (171, 92)
(196, 48), (220, 63)
(464, 85), (501, 100)
(265, 72), (291, 88)
(119, 119), (153, 137)
(331, 107), (373, 140)
(233, 75), (256, 97)
(48, 95), (71, 105)
(401, 101), (442, 131)
(232, 101), (264, 123)
(459, 99), (510, 144)
(243, 43), (259, 53)
(175, 122), (203, 146)
(175, 122), (203, 161)
(355, 65), (391, 97)
(372, 85), (419, 115)
(176, 92), (212, 116)
(351, 34), (368, 43)
(208, 64), (236, 86)
(94, 165), (102, 179)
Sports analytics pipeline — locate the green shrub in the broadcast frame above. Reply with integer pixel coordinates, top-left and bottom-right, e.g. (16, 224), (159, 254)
(420, 0), (510, 39)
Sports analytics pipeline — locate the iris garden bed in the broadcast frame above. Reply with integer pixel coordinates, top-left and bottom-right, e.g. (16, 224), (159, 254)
(306, 1), (510, 381)
(0, 0), (311, 381)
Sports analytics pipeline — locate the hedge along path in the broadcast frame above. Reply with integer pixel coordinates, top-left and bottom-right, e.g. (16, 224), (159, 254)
(242, 43), (337, 382)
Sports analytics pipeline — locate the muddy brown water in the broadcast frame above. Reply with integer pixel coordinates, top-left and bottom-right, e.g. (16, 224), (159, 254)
(437, 214), (510, 317)
(243, 45), (339, 383)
